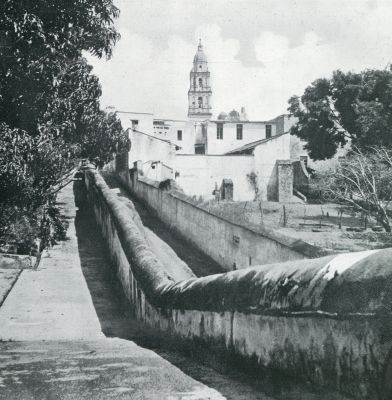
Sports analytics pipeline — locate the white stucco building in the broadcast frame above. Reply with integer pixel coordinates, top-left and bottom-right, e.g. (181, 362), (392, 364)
(114, 41), (312, 202)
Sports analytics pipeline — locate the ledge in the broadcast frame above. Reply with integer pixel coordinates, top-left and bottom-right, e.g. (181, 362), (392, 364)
(86, 169), (392, 318)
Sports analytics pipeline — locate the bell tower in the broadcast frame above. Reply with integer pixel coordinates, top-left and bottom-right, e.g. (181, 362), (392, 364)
(188, 40), (212, 120)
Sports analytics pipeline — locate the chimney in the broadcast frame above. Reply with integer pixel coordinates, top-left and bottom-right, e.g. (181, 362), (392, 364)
(240, 107), (248, 121)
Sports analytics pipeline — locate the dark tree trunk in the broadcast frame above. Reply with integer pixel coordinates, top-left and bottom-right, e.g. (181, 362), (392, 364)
(378, 208), (391, 232)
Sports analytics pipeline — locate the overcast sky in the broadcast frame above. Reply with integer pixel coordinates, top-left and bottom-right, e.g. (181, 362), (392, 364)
(88, 0), (392, 120)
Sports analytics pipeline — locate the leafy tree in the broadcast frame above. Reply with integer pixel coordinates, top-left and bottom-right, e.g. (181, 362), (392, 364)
(0, 122), (77, 250)
(288, 68), (392, 160)
(39, 57), (128, 162)
(320, 146), (392, 232)
(0, 0), (120, 133)
(0, 1), (129, 253)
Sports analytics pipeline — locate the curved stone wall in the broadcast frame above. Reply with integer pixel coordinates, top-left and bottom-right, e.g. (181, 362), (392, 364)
(84, 168), (392, 400)
(128, 169), (329, 270)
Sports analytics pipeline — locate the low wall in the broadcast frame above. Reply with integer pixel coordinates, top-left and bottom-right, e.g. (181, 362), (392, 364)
(174, 154), (255, 201)
(126, 169), (327, 271)
(84, 167), (392, 400)
(0, 254), (34, 269)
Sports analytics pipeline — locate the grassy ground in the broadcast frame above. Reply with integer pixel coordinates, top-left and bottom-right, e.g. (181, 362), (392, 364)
(198, 200), (392, 253)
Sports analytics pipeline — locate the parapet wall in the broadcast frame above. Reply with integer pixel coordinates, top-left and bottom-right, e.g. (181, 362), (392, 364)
(125, 168), (329, 271)
(83, 167), (392, 400)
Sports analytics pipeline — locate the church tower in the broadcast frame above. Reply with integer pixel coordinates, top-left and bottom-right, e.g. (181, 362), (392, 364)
(188, 40), (212, 120)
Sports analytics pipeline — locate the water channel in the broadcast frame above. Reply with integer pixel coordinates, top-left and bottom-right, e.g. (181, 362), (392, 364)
(74, 178), (349, 400)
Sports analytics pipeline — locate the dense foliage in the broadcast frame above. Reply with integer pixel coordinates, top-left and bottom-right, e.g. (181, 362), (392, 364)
(288, 68), (392, 160)
(0, 1), (129, 254)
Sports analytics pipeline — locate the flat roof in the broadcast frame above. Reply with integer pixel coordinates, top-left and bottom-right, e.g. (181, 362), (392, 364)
(210, 120), (274, 124)
(117, 110), (154, 116)
(153, 118), (189, 123)
(115, 110), (189, 122)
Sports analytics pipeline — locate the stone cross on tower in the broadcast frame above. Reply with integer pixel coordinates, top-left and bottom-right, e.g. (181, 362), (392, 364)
(188, 40), (212, 120)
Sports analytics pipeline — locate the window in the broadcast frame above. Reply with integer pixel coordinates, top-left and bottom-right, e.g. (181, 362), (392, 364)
(198, 97), (203, 108)
(198, 78), (203, 88)
(266, 124), (272, 138)
(131, 119), (139, 131)
(177, 130), (182, 141)
(217, 123), (223, 140)
(236, 124), (243, 140)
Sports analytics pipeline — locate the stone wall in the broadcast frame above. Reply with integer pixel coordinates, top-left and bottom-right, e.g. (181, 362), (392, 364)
(128, 168), (326, 271)
(277, 160), (293, 202)
(174, 154), (255, 201)
(253, 132), (291, 201)
(83, 167), (392, 400)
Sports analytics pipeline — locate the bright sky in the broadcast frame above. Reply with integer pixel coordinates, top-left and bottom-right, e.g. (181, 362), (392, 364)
(88, 0), (392, 121)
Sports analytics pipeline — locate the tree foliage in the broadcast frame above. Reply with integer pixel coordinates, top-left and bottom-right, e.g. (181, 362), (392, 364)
(0, 0), (120, 133)
(288, 68), (392, 160)
(0, 1), (129, 252)
(320, 146), (392, 232)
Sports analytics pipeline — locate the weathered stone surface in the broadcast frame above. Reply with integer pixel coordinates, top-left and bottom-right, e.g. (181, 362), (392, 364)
(0, 340), (225, 400)
(85, 174), (392, 316)
(132, 170), (330, 270)
(84, 167), (392, 399)
(277, 160), (293, 203)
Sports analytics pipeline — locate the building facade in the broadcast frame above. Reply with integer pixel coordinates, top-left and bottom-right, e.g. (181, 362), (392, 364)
(112, 42), (312, 202)
(202, 120), (276, 155)
(116, 44), (296, 158)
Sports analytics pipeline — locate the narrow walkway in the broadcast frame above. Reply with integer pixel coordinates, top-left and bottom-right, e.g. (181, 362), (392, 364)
(0, 182), (224, 400)
(102, 173), (224, 277)
(0, 183), (103, 341)
(0, 179), (348, 400)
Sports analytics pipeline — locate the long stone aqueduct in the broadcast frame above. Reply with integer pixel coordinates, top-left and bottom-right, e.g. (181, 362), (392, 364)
(77, 159), (392, 400)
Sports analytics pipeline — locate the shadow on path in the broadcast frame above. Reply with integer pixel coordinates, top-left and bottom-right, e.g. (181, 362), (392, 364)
(74, 206), (138, 339)
(73, 204), (275, 400)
